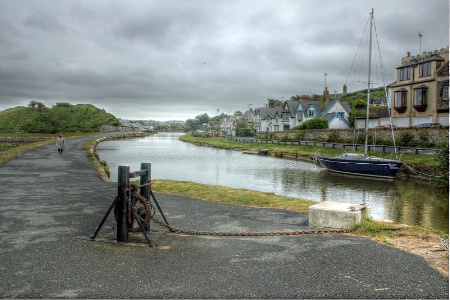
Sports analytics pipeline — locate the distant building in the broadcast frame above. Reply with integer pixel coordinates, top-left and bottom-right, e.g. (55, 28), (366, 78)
(390, 47), (449, 127)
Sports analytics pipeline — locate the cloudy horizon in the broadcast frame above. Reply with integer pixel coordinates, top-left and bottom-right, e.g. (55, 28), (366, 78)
(0, 0), (448, 121)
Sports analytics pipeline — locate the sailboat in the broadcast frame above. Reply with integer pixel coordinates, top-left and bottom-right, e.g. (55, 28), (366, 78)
(317, 9), (403, 179)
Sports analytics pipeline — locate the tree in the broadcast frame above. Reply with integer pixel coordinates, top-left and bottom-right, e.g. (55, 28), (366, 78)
(186, 118), (200, 131)
(195, 113), (209, 125)
(353, 99), (366, 110)
(28, 100), (37, 108)
(267, 99), (283, 107)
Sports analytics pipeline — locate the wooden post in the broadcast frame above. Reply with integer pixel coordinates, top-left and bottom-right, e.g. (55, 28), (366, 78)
(117, 166), (129, 243)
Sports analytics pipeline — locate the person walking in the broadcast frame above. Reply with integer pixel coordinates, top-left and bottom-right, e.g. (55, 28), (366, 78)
(56, 133), (65, 155)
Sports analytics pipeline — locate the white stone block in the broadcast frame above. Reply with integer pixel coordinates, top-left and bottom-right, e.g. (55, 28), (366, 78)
(309, 201), (371, 230)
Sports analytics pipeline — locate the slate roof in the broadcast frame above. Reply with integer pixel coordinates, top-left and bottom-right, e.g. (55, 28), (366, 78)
(255, 107), (283, 120)
(283, 100), (300, 118)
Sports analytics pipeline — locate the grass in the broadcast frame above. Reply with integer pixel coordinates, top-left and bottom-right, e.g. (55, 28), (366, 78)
(0, 132), (99, 165)
(150, 179), (317, 214)
(180, 133), (439, 166)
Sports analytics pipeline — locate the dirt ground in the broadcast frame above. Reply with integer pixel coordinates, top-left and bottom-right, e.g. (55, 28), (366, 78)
(361, 229), (449, 277)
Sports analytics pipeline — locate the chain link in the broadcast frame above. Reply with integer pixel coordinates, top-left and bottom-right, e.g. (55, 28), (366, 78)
(129, 187), (405, 237)
(149, 214), (356, 236)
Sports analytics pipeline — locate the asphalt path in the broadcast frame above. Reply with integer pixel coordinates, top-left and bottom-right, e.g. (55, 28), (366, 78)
(0, 133), (448, 298)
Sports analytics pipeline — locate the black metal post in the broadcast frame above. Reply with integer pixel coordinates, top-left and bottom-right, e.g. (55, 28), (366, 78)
(117, 166), (129, 243)
(140, 162), (151, 231)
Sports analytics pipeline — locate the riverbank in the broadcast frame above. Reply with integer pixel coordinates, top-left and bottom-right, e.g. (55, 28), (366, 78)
(179, 132), (444, 183)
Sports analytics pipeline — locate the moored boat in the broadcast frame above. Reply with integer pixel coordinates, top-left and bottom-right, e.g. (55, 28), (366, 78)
(317, 153), (403, 179)
(317, 9), (403, 179)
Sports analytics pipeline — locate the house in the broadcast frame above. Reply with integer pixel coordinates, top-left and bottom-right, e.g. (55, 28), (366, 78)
(390, 47), (449, 127)
(281, 100), (303, 130)
(253, 99), (352, 132)
(298, 99), (352, 129)
(254, 107), (283, 132)
(119, 120), (143, 132)
(322, 113), (352, 129)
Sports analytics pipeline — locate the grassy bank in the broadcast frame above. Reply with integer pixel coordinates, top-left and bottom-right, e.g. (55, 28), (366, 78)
(151, 179), (317, 213)
(179, 132), (439, 166)
(0, 132), (99, 165)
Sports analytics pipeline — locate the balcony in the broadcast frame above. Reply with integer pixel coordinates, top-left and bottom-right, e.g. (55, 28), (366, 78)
(394, 106), (407, 113)
(413, 103), (428, 112)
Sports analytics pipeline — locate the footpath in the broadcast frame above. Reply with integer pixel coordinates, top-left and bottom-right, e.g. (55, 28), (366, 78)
(0, 133), (448, 299)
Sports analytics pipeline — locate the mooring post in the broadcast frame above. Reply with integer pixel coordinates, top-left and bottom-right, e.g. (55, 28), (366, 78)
(140, 162), (151, 231)
(117, 166), (129, 243)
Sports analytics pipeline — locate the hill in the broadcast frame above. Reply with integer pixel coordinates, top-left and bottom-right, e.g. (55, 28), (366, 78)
(0, 103), (121, 133)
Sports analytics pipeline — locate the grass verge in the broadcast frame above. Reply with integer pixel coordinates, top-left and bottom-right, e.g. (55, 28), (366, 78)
(180, 132), (439, 166)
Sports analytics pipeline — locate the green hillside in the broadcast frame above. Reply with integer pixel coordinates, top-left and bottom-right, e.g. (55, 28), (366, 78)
(0, 103), (120, 133)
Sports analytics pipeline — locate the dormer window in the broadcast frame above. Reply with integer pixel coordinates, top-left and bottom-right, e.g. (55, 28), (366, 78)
(419, 62), (431, 77)
(307, 106), (316, 117)
(399, 67), (410, 80)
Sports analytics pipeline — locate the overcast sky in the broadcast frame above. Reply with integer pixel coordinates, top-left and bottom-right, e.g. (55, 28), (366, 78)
(0, 0), (448, 121)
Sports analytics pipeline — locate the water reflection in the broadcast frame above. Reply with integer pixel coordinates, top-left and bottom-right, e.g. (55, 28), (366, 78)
(97, 133), (448, 232)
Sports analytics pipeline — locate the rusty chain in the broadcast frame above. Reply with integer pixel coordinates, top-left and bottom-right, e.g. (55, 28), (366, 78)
(126, 184), (405, 237)
(149, 212), (354, 236)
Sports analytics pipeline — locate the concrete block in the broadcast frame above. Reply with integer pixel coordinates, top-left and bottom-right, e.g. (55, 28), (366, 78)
(309, 201), (371, 230)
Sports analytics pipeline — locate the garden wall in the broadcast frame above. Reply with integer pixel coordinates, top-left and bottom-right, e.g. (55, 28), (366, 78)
(256, 127), (449, 146)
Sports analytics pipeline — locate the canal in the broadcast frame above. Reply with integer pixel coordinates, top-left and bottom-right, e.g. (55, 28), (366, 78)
(97, 133), (449, 233)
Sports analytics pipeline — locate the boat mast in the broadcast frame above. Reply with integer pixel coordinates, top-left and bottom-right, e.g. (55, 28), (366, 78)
(364, 9), (373, 156)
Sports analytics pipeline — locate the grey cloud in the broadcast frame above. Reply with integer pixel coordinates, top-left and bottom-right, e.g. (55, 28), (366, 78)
(0, 0), (448, 121)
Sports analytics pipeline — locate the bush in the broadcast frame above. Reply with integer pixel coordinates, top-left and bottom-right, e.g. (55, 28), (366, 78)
(292, 118), (328, 130)
(279, 134), (290, 142)
(434, 140), (449, 190)
(294, 131), (305, 141)
(326, 130), (340, 143)
(236, 128), (254, 137)
(397, 131), (417, 147)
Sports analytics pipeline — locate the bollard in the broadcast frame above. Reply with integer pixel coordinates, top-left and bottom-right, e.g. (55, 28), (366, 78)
(140, 163), (151, 231)
(117, 166), (129, 243)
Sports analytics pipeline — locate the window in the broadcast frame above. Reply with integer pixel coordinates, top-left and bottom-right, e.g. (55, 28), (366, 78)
(399, 67), (410, 80)
(395, 91), (407, 107)
(419, 62), (431, 77)
(413, 87), (428, 112)
(443, 86), (449, 101)
(414, 88), (428, 106)
(337, 112), (344, 117)
(307, 107), (316, 118)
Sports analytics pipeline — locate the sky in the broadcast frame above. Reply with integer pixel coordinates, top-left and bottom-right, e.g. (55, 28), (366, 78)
(0, 0), (448, 121)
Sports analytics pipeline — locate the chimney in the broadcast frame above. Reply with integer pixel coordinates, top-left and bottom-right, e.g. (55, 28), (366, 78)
(407, 52), (410, 57)
(323, 87), (329, 101)
(343, 84), (347, 95)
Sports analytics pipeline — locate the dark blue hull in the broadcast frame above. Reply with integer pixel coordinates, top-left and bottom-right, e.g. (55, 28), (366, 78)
(317, 154), (403, 179)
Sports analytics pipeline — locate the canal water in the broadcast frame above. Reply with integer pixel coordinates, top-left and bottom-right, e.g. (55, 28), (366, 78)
(97, 133), (449, 233)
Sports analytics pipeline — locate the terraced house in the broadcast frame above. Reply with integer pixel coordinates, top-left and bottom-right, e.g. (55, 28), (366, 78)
(253, 98), (351, 132)
(390, 47), (449, 127)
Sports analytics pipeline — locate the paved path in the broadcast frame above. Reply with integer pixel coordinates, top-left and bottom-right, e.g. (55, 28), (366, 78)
(0, 134), (448, 299)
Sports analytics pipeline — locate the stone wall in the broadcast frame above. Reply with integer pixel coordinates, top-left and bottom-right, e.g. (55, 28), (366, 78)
(256, 127), (449, 145)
